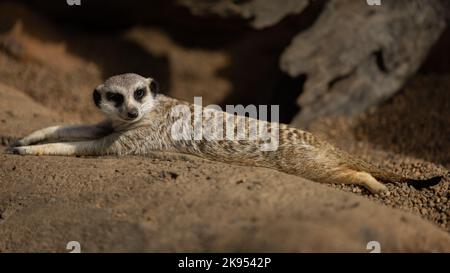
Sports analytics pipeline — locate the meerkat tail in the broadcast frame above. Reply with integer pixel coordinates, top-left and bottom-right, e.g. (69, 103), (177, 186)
(343, 151), (443, 189)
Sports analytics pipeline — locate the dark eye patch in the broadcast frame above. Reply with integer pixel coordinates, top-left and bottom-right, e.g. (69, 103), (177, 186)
(134, 87), (146, 101)
(106, 92), (124, 107)
(150, 80), (159, 98)
(93, 89), (101, 108)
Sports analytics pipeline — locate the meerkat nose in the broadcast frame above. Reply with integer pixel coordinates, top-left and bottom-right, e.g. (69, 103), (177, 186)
(127, 109), (138, 119)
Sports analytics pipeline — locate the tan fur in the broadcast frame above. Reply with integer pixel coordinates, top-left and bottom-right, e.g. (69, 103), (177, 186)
(7, 73), (442, 194)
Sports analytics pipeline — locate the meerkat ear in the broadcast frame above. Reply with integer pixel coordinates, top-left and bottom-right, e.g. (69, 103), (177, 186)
(93, 88), (102, 108)
(148, 78), (159, 97)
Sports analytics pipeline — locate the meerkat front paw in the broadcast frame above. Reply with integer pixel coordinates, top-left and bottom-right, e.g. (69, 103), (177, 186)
(13, 137), (38, 147)
(5, 146), (46, 155)
(13, 126), (61, 147)
(4, 146), (24, 155)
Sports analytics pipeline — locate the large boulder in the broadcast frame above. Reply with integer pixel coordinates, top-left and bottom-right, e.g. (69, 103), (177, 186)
(281, 0), (446, 126)
(178, 0), (448, 126)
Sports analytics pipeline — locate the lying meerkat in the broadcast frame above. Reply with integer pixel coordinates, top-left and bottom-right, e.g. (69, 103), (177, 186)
(6, 73), (441, 193)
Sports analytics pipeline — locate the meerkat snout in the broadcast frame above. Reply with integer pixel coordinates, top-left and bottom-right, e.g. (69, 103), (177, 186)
(92, 73), (159, 123)
(127, 108), (139, 119)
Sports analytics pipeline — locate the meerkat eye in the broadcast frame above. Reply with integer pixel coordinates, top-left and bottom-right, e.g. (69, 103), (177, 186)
(134, 87), (146, 101)
(106, 92), (124, 106)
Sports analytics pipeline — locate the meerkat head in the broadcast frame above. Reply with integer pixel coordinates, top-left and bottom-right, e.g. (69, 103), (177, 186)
(93, 73), (159, 122)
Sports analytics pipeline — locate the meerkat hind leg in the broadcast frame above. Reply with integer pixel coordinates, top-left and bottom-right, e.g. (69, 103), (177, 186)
(334, 169), (388, 194)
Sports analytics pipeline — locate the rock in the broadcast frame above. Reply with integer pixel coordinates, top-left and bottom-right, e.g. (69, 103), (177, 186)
(177, 0), (310, 29)
(0, 83), (63, 141)
(2, 152), (450, 252)
(282, 0), (447, 127)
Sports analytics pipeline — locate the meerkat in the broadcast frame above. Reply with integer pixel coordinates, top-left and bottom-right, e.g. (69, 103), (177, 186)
(6, 73), (442, 193)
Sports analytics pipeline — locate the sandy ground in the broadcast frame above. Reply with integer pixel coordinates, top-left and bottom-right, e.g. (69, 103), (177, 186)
(0, 3), (449, 252)
(309, 75), (450, 232)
